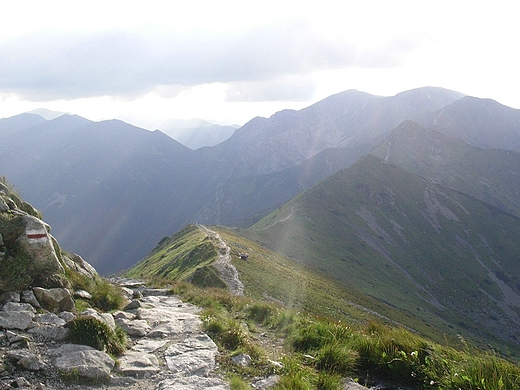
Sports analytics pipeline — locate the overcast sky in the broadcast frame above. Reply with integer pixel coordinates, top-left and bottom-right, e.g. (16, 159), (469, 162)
(0, 1), (518, 128)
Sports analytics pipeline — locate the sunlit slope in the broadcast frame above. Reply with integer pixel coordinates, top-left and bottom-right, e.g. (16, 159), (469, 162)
(124, 225), (225, 288)
(125, 223), (459, 343)
(247, 154), (520, 353)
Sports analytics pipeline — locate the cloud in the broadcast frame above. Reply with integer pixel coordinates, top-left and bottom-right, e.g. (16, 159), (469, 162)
(0, 22), (413, 102)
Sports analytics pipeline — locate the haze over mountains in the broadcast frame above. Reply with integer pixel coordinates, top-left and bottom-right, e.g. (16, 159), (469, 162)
(1, 86), (520, 280)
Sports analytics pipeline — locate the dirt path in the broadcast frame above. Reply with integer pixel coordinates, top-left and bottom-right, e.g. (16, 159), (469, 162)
(197, 225), (244, 296)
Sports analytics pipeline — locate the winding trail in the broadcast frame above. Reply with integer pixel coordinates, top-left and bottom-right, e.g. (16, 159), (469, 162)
(197, 225), (244, 296)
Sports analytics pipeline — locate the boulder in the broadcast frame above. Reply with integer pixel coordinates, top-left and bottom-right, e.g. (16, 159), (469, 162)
(115, 318), (151, 337)
(73, 289), (92, 299)
(0, 311), (34, 330)
(16, 215), (65, 286)
(0, 291), (20, 305)
(33, 287), (75, 313)
(6, 350), (47, 371)
(52, 344), (115, 380)
(80, 308), (116, 330)
(20, 290), (41, 308)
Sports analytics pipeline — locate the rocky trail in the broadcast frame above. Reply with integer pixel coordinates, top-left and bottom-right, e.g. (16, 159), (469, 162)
(0, 280), (230, 390)
(197, 225), (244, 296)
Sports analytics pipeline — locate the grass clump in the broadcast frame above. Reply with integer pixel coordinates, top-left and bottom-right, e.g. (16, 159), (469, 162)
(90, 279), (126, 311)
(66, 315), (128, 356)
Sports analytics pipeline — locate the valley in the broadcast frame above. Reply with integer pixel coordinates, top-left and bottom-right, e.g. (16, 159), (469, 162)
(2, 86), (520, 361)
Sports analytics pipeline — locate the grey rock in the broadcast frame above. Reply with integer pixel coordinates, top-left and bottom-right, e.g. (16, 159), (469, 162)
(253, 375), (281, 389)
(73, 289), (92, 299)
(116, 351), (160, 377)
(20, 290), (41, 308)
(12, 377), (32, 387)
(115, 318), (151, 337)
(0, 291), (20, 305)
(29, 324), (69, 340)
(80, 308), (116, 330)
(124, 299), (142, 310)
(53, 344), (115, 380)
(58, 311), (75, 322)
(157, 376), (230, 390)
(33, 287), (74, 313)
(6, 350), (47, 371)
(232, 353), (251, 367)
(165, 334), (218, 377)
(343, 379), (370, 389)
(0, 310), (35, 330)
(2, 302), (36, 313)
(33, 312), (65, 325)
(112, 310), (136, 320)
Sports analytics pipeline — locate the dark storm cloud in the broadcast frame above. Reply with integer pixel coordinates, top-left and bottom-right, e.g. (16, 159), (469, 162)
(0, 23), (408, 102)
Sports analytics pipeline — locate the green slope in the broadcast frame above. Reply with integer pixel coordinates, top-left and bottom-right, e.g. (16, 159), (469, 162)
(247, 154), (520, 355)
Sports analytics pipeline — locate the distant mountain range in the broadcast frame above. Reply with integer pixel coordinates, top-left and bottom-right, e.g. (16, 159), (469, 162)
(1, 86), (520, 279)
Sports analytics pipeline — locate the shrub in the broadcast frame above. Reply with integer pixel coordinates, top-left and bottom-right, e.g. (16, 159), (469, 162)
(90, 279), (126, 311)
(315, 342), (358, 375)
(66, 315), (128, 356)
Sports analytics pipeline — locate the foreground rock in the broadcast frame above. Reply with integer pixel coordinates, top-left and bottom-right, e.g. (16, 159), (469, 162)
(0, 279), (230, 389)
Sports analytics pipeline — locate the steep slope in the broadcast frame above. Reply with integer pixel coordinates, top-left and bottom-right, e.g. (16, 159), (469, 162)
(0, 115), (201, 274)
(199, 87), (464, 178)
(421, 96), (520, 151)
(371, 121), (520, 217)
(247, 154), (520, 353)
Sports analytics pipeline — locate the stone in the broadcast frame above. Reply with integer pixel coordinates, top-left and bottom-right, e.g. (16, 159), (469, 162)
(61, 253), (98, 279)
(115, 318), (151, 337)
(0, 291), (20, 305)
(164, 334), (218, 377)
(112, 310), (136, 320)
(81, 308), (116, 330)
(33, 287), (75, 312)
(6, 350), (47, 371)
(232, 353), (251, 367)
(253, 375), (280, 389)
(12, 377), (32, 387)
(33, 312), (66, 325)
(116, 351), (160, 377)
(17, 215), (65, 285)
(343, 379), (370, 389)
(29, 325), (69, 341)
(157, 376), (230, 390)
(73, 289), (92, 299)
(52, 344), (115, 380)
(0, 310), (34, 330)
(124, 299), (142, 310)
(20, 290), (41, 308)
(2, 302), (36, 313)
(58, 311), (75, 322)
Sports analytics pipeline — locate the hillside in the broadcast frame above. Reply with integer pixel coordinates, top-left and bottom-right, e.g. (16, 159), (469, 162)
(3, 86), (520, 275)
(245, 154), (520, 355)
(371, 121), (520, 217)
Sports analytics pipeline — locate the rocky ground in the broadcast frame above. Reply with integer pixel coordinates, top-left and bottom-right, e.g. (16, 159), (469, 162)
(0, 280), (230, 390)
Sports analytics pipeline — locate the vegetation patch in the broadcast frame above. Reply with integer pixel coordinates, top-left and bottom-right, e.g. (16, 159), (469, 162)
(66, 315), (128, 356)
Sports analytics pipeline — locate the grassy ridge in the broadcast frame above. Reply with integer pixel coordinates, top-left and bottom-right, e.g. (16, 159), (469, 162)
(167, 281), (520, 390)
(124, 224), (224, 287)
(246, 155), (520, 355)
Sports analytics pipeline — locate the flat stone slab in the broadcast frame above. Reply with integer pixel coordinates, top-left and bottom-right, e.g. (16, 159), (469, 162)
(52, 344), (115, 380)
(117, 351), (160, 378)
(165, 334), (219, 377)
(0, 310), (35, 330)
(157, 376), (230, 390)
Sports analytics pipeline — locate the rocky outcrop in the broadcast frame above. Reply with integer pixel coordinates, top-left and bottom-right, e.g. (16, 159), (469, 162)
(0, 181), (97, 291)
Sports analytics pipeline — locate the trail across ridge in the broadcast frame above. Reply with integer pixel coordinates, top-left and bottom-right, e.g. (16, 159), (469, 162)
(197, 225), (244, 296)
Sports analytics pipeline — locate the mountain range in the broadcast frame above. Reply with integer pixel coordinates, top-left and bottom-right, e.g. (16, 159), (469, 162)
(1, 86), (519, 280)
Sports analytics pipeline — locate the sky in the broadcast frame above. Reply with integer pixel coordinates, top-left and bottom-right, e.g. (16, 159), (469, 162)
(0, 1), (518, 129)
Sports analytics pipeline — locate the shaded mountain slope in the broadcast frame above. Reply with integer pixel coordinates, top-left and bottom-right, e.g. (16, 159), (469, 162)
(246, 154), (520, 353)
(371, 120), (520, 217)
(421, 96), (520, 151)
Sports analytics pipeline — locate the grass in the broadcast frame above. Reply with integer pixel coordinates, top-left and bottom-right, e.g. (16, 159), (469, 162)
(66, 315), (128, 356)
(165, 281), (520, 390)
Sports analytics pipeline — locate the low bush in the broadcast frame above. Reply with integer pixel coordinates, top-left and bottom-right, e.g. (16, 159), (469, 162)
(66, 315), (127, 356)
